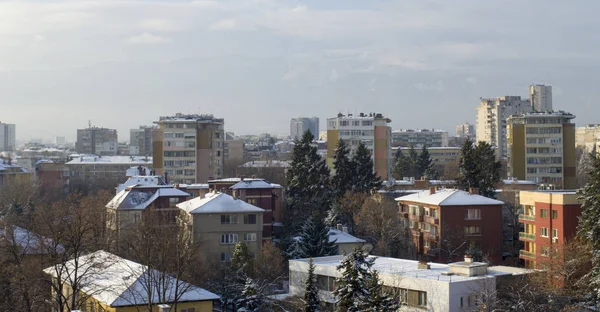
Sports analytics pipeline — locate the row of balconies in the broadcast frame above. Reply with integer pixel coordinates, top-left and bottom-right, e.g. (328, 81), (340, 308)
(405, 213), (439, 225)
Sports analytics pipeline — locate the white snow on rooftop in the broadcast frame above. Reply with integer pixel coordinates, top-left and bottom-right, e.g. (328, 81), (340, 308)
(66, 155), (152, 165)
(43, 250), (219, 307)
(117, 176), (165, 193)
(0, 163), (28, 172)
(230, 180), (280, 189)
(177, 192), (264, 214)
(239, 160), (291, 168)
(107, 187), (190, 210)
(395, 188), (504, 206)
(0, 225), (64, 255)
(502, 179), (536, 185)
(328, 229), (366, 244)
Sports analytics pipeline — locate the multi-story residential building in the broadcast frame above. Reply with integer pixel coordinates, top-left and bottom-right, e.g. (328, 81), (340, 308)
(0, 122), (16, 152)
(66, 155), (152, 187)
(289, 255), (529, 311)
(392, 147), (462, 166)
(76, 127), (118, 156)
(391, 129), (449, 148)
(518, 190), (582, 269)
(507, 111), (576, 189)
(224, 132), (245, 162)
(529, 84), (553, 112)
(456, 122), (475, 138)
(0, 162), (30, 187)
(396, 188), (504, 264)
(130, 125), (154, 156)
(177, 192), (264, 262)
(327, 113), (392, 179)
(152, 113), (225, 184)
(476, 96), (530, 158)
(575, 124), (600, 152)
(290, 117), (319, 140)
(44, 250), (219, 312)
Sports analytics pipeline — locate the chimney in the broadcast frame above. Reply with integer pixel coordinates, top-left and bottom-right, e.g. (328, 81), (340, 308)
(464, 254), (473, 263)
(342, 226), (348, 233)
(417, 260), (430, 270)
(429, 187), (435, 195)
(336, 223), (343, 231)
(158, 304), (170, 312)
(232, 189), (237, 199)
(468, 187), (478, 195)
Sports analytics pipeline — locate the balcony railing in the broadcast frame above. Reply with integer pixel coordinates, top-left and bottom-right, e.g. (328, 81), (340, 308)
(520, 250), (535, 259)
(519, 232), (536, 240)
(519, 214), (536, 221)
(408, 214), (423, 222)
(423, 215), (439, 225)
(423, 232), (438, 242)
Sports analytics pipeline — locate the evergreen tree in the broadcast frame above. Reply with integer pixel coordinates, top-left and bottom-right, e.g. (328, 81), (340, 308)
(231, 242), (254, 275)
(457, 138), (501, 198)
(333, 248), (375, 311)
(236, 278), (262, 312)
(392, 148), (406, 179)
(407, 145), (419, 178)
(332, 139), (355, 200)
(292, 215), (338, 259)
(416, 145), (435, 178)
(364, 270), (400, 312)
(304, 258), (320, 312)
(352, 141), (382, 193)
(286, 130), (332, 232)
(577, 152), (600, 304)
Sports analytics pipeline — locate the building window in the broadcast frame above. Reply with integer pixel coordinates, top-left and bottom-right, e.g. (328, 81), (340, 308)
(464, 226), (481, 236)
(540, 209), (549, 218)
(552, 210), (558, 219)
(244, 214), (257, 224)
(552, 229), (558, 239)
(244, 233), (257, 242)
(399, 288), (408, 305)
(247, 198), (258, 205)
(220, 234), (238, 245)
(221, 215), (238, 224)
(221, 252), (232, 262)
(465, 209), (481, 220)
(540, 227), (549, 237)
(417, 291), (427, 307)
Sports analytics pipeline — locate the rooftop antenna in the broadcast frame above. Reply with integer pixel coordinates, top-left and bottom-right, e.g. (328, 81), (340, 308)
(88, 120), (92, 128)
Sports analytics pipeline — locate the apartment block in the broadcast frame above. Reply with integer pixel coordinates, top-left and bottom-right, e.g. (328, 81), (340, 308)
(76, 127), (118, 156)
(518, 190), (582, 269)
(392, 147), (461, 166)
(66, 155), (152, 186)
(224, 132), (245, 161)
(326, 113), (392, 180)
(130, 125), (154, 156)
(529, 84), (553, 112)
(507, 111), (576, 189)
(177, 192), (264, 262)
(476, 96), (530, 158)
(456, 122), (475, 138)
(290, 117), (319, 140)
(152, 113), (225, 184)
(391, 129), (449, 147)
(396, 189), (504, 264)
(575, 124), (600, 152)
(0, 122), (16, 152)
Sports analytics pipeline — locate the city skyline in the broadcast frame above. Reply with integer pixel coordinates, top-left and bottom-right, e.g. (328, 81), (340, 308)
(2, 1), (600, 141)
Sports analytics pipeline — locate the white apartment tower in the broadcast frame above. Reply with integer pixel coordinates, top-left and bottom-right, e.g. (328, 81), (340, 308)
(290, 117), (319, 140)
(0, 122), (16, 152)
(529, 84), (552, 112)
(476, 96), (530, 159)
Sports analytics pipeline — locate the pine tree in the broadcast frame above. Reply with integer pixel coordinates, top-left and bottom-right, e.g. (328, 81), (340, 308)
(292, 215), (338, 259)
(333, 248), (375, 311)
(231, 242), (254, 275)
(364, 270), (400, 312)
(457, 138), (501, 198)
(458, 138), (479, 188)
(286, 130), (332, 232)
(407, 144), (419, 178)
(392, 148), (406, 180)
(332, 139), (355, 200)
(416, 145), (435, 178)
(304, 258), (320, 312)
(236, 278), (262, 312)
(352, 141), (382, 193)
(577, 152), (600, 303)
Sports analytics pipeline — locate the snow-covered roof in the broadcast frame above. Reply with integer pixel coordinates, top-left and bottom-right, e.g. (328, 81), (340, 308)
(328, 229), (366, 244)
(177, 192), (264, 214)
(43, 250), (219, 307)
(502, 179), (536, 185)
(239, 160), (291, 168)
(107, 187), (190, 210)
(117, 176), (165, 193)
(66, 155), (152, 165)
(230, 180), (280, 189)
(395, 189), (504, 206)
(125, 166), (152, 177)
(208, 177), (264, 183)
(0, 225), (64, 255)
(0, 163), (28, 172)
(178, 183), (209, 190)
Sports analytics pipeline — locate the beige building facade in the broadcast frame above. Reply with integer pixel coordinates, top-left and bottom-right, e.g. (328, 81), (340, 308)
(575, 124), (600, 152)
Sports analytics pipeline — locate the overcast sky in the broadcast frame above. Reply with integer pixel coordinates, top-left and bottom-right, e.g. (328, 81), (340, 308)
(2, 0), (599, 142)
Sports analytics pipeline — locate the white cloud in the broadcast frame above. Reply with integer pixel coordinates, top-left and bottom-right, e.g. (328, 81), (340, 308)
(127, 33), (169, 45)
(208, 19), (239, 31)
(138, 18), (182, 32)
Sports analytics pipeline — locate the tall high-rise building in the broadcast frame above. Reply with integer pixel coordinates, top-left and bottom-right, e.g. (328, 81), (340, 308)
(130, 125), (154, 156)
(152, 113), (224, 184)
(529, 84), (553, 112)
(76, 127), (118, 156)
(326, 112), (391, 179)
(0, 122), (16, 152)
(456, 122), (475, 138)
(290, 117), (319, 140)
(476, 96), (530, 158)
(507, 111), (576, 189)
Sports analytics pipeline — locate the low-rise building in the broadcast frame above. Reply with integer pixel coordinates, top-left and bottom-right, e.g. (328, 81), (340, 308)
(177, 192), (265, 262)
(289, 255), (529, 311)
(518, 190), (582, 269)
(396, 188), (504, 264)
(392, 129), (449, 148)
(0, 162), (30, 187)
(66, 155), (152, 187)
(44, 250), (219, 311)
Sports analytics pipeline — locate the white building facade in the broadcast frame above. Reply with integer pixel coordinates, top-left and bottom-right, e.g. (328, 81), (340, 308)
(290, 117), (319, 140)
(529, 84), (552, 112)
(0, 122), (16, 152)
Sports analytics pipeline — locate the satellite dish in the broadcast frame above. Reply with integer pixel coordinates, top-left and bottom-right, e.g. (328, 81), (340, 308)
(362, 244), (373, 253)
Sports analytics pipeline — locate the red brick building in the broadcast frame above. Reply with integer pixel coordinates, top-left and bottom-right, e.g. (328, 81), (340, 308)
(396, 188), (504, 264)
(518, 190), (582, 269)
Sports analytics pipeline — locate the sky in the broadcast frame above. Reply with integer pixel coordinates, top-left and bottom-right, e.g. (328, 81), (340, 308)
(2, 0), (600, 142)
